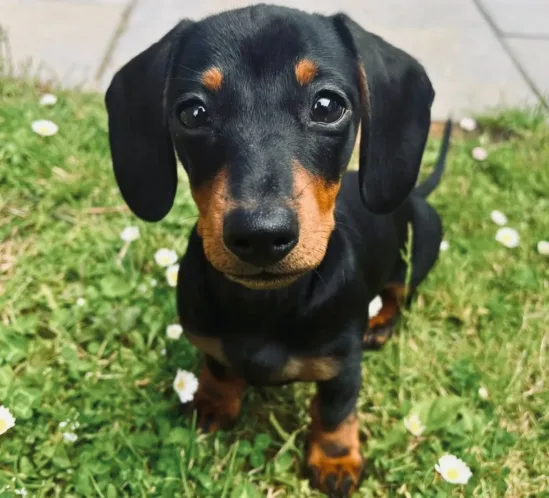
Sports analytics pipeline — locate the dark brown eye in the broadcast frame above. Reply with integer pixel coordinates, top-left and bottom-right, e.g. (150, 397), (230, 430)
(311, 93), (345, 124)
(178, 101), (210, 128)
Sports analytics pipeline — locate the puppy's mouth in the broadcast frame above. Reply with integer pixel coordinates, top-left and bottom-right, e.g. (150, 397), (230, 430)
(224, 270), (306, 290)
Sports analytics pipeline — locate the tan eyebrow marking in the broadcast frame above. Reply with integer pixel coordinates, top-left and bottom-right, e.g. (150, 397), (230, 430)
(295, 59), (318, 86)
(201, 67), (223, 92)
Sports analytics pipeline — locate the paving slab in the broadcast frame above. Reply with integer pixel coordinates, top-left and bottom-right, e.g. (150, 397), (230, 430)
(0, 0), (126, 88)
(102, 0), (539, 120)
(506, 38), (549, 100)
(478, 0), (549, 37)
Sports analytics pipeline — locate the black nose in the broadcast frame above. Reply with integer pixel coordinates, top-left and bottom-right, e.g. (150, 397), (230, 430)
(223, 206), (299, 267)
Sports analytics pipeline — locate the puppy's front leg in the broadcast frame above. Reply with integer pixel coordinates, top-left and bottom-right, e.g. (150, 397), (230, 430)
(306, 349), (364, 497)
(190, 357), (245, 433)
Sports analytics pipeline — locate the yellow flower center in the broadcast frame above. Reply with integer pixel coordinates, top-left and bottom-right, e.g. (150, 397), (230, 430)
(446, 468), (459, 481)
(176, 379), (186, 391)
(410, 421), (421, 432)
(0, 419), (7, 433)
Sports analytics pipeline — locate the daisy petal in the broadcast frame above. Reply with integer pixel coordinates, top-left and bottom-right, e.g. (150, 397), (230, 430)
(62, 432), (78, 442)
(0, 406), (16, 435)
(495, 227), (520, 248)
(435, 454), (472, 485)
(39, 93), (58, 106)
(368, 295), (383, 318)
(31, 119), (58, 137)
(154, 248), (178, 267)
(472, 147), (488, 161)
(459, 117), (477, 132)
(490, 210), (508, 226)
(173, 369), (199, 403)
(120, 226), (140, 242)
(166, 324), (183, 340)
(166, 264), (179, 287)
(404, 413), (426, 436)
(537, 241), (549, 257)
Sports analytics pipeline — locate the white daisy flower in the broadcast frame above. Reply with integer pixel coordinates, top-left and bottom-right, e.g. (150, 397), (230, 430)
(472, 147), (488, 161)
(150, 278), (158, 287)
(537, 241), (549, 257)
(403, 413), (426, 436)
(435, 454), (472, 484)
(120, 226), (140, 242)
(154, 248), (178, 267)
(62, 432), (78, 442)
(173, 369), (199, 403)
(495, 227), (520, 248)
(166, 324), (183, 340)
(160, 348), (167, 356)
(440, 240), (449, 252)
(0, 406), (16, 435)
(15, 489), (28, 497)
(166, 264), (179, 287)
(39, 93), (58, 106)
(31, 119), (59, 137)
(368, 295), (383, 318)
(459, 117), (477, 132)
(478, 386), (489, 400)
(490, 210), (508, 226)
(76, 297), (86, 307)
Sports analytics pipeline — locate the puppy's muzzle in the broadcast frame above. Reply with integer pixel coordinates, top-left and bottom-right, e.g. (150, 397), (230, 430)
(223, 206), (299, 268)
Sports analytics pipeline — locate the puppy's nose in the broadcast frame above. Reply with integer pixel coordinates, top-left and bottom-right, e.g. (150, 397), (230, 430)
(223, 206), (299, 267)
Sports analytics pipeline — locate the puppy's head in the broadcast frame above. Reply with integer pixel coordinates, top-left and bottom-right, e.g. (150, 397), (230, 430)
(106, 5), (434, 290)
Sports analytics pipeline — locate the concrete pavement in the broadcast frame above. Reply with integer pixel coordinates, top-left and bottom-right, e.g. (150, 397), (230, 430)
(1, 0), (548, 119)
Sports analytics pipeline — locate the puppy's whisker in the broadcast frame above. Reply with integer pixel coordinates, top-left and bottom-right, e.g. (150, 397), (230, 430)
(172, 64), (205, 76)
(335, 221), (361, 237)
(313, 268), (326, 288)
(293, 177), (317, 200)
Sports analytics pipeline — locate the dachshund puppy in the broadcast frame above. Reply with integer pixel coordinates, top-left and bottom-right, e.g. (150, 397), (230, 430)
(105, 5), (452, 496)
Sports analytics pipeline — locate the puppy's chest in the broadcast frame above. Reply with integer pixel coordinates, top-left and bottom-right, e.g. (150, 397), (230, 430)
(185, 330), (340, 385)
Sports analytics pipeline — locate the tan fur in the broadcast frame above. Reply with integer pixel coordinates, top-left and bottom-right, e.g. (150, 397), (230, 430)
(186, 332), (229, 366)
(283, 161), (341, 274)
(191, 168), (238, 273)
(275, 356), (340, 382)
(192, 364), (245, 431)
(201, 67), (223, 92)
(295, 59), (318, 85)
(190, 162), (340, 289)
(307, 397), (364, 494)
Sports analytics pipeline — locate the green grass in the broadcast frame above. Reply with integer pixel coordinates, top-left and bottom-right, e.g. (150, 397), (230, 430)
(1, 78), (548, 498)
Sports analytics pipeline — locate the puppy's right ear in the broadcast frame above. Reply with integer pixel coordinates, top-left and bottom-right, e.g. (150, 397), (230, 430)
(105, 21), (192, 222)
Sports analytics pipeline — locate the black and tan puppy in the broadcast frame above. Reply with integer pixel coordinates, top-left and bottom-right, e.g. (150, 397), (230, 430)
(105, 4), (451, 496)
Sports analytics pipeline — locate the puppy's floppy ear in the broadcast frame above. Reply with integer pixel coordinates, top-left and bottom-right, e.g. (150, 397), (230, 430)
(333, 15), (434, 214)
(105, 21), (192, 222)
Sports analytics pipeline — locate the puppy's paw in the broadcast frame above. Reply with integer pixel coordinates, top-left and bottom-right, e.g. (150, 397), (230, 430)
(306, 443), (364, 497)
(306, 413), (364, 497)
(184, 365), (244, 433)
(190, 392), (240, 433)
(362, 323), (394, 350)
(363, 284), (407, 350)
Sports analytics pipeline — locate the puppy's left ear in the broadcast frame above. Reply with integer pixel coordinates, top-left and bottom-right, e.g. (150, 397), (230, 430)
(105, 21), (192, 222)
(333, 14), (434, 214)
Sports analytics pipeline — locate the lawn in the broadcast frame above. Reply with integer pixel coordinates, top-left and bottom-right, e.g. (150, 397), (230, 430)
(1, 78), (548, 498)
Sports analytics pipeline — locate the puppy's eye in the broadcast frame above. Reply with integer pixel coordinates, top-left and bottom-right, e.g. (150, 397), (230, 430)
(311, 93), (346, 124)
(178, 101), (210, 129)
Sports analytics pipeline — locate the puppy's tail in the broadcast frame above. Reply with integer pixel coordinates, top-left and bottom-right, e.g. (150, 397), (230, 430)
(414, 118), (453, 198)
